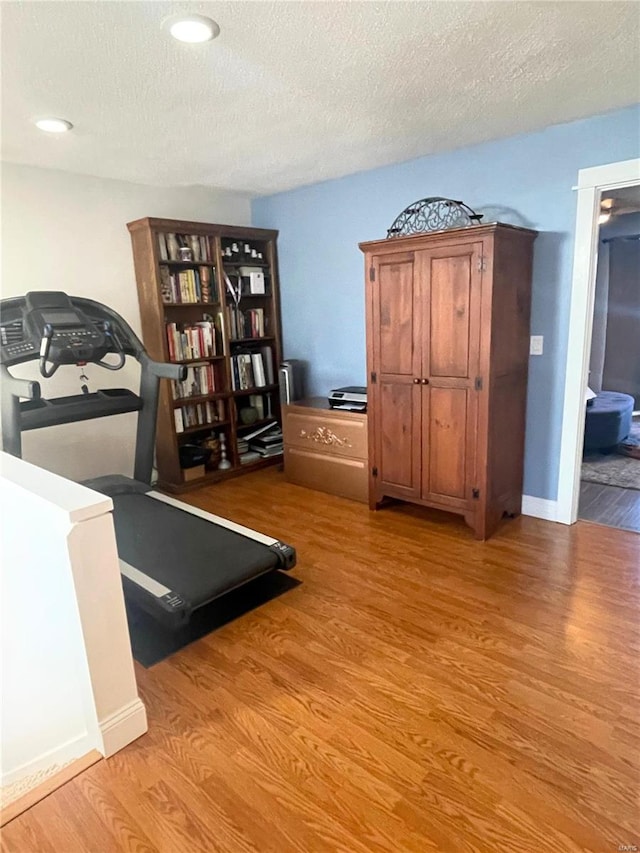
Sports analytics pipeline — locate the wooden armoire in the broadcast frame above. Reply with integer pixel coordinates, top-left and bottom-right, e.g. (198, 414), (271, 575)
(360, 223), (537, 540)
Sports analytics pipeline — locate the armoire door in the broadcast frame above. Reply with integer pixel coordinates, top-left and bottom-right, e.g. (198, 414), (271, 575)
(416, 242), (483, 509)
(367, 251), (422, 502)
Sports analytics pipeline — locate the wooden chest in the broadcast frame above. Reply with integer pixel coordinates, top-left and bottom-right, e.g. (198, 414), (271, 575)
(282, 398), (368, 503)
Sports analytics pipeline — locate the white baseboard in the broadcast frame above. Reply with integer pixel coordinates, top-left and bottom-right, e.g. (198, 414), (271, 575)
(521, 495), (560, 522)
(99, 698), (148, 758)
(0, 732), (96, 789)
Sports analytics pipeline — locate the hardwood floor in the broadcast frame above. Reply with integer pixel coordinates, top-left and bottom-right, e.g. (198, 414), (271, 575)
(3, 469), (639, 852)
(579, 480), (640, 533)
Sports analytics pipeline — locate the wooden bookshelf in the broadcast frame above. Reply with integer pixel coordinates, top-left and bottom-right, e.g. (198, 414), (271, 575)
(127, 217), (284, 493)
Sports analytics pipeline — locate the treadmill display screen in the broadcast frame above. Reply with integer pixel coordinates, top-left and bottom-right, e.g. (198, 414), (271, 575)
(41, 311), (84, 326)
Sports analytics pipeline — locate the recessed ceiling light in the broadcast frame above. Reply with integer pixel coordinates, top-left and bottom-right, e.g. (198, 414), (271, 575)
(34, 118), (73, 133)
(164, 14), (220, 43)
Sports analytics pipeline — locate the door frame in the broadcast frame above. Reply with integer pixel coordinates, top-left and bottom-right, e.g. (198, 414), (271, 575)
(556, 157), (640, 524)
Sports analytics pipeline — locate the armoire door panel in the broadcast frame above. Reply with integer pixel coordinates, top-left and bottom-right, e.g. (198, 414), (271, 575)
(377, 380), (421, 495)
(429, 253), (471, 377)
(424, 387), (469, 502)
(420, 243), (481, 380)
(377, 257), (415, 376)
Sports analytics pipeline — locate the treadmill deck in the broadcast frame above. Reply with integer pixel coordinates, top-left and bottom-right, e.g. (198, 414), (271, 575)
(111, 492), (281, 611)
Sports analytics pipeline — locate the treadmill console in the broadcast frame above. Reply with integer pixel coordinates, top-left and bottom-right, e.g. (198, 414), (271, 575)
(25, 291), (109, 366)
(0, 291), (124, 374)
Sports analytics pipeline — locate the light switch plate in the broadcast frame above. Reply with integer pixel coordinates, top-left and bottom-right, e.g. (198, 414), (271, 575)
(530, 335), (544, 355)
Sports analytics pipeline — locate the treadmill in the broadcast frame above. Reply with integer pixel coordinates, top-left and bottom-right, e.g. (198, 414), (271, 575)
(0, 291), (295, 629)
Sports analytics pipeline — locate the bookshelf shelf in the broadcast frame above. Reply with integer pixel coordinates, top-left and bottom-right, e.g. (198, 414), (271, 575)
(127, 216), (284, 494)
(172, 356), (226, 364)
(232, 384), (279, 397)
(173, 392), (227, 407)
(180, 419), (230, 436)
(159, 261), (215, 268)
(157, 454), (282, 493)
(222, 261), (270, 269)
(163, 301), (221, 308)
(241, 452), (283, 467)
(230, 336), (275, 345)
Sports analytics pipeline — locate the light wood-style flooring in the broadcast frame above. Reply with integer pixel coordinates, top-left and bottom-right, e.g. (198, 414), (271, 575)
(3, 469), (639, 853)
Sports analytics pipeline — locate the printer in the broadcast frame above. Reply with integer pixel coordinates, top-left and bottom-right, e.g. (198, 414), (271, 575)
(327, 386), (367, 412)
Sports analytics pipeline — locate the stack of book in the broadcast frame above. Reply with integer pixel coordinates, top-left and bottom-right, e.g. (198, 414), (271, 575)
(230, 346), (274, 390)
(158, 233), (213, 263)
(237, 436), (261, 466)
(248, 424), (283, 458)
(160, 267), (217, 304)
(237, 420), (282, 462)
(227, 305), (265, 339)
(171, 362), (217, 400)
(174, 399), (224, 433)
(166, 321), (217, 361)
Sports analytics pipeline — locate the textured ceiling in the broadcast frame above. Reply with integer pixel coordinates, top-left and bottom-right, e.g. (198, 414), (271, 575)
(2, 1), (639, 195)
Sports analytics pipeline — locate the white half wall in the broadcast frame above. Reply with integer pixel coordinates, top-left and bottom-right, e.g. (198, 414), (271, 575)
(0, 452), (147, 791)
(0, 162), (251, 481)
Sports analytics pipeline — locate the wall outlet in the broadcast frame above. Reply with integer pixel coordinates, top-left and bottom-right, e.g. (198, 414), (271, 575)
(530, 335), (544, 356)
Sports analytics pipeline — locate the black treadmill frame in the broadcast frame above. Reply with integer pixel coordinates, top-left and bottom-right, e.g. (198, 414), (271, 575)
(0, 291), (296, 632)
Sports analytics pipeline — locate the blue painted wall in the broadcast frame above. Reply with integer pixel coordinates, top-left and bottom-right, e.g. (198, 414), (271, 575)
(253, 105), (640, 499)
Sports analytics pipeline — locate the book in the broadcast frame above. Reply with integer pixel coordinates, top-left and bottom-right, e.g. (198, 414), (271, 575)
(175, 399), (222, 430)
(240, 420), (278, 441)
(159, 267), (172, 302)
(260, 346), (274, 384)
(249, 394), (265, 420)
(171, 362), (217, 400)
(249, 431), (283, 450)
(251, 353), (266, 387)
(239, 451), (262, 465)
(252, 444), (283, 457)
(166, 321), (217, 361)
(232, 353), (260, 390)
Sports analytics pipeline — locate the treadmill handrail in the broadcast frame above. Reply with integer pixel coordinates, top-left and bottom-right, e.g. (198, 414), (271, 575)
(0, 365), (40, 401)
(141, 354), (186, 381)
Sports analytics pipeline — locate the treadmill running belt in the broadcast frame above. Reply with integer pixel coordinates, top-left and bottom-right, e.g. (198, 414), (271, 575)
(111, 493), (280, 610)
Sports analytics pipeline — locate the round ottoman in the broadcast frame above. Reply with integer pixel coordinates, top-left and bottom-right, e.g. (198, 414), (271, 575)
(584, 391), (634, 453)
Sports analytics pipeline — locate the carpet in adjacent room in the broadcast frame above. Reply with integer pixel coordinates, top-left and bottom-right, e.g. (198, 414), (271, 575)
(581, 418), (640, 491)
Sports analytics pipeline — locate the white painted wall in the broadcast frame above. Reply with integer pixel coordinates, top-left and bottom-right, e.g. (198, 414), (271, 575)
(0, 162), (251, 481)
(0, 476), (99, 785)
(0, 452), (147, 789)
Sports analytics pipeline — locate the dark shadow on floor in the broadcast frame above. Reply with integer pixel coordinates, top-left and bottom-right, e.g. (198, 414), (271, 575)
(125, 571), (302, 667)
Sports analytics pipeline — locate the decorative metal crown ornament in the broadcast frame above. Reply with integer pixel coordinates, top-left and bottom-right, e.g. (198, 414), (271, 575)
(386, 197), (483, 238)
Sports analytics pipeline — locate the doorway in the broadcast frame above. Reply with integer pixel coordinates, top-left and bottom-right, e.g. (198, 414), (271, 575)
(557, 158), (640, 527)
(578, 185), (640, 532)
